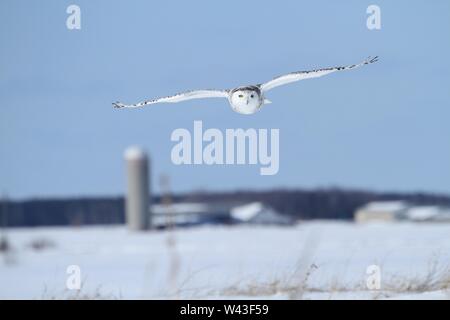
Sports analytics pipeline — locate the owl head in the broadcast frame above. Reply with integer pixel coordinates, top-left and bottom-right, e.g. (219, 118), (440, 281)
(229, 87), (263, 114)
(230, 89), (258, 105)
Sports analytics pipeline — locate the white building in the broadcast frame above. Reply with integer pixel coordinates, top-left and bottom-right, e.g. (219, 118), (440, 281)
(355, 201), (450, 223)
(150, 201), (292, 228)
(404, 206), (450, 222)
(354, 201), (409, 223)
(230, 202), (293, 225)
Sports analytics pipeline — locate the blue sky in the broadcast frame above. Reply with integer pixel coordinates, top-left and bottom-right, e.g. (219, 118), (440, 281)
(1, 1), (449, 199)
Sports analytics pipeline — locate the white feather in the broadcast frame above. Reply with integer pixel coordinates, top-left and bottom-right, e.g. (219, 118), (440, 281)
(113, 89), (229, 109)
(260, 56), (378, 92)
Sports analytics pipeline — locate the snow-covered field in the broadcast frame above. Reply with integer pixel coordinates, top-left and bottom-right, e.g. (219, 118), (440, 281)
(0, 221), (449, 300)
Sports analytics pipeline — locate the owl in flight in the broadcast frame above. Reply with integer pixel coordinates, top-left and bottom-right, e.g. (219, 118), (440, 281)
(113, 56), (378, 115)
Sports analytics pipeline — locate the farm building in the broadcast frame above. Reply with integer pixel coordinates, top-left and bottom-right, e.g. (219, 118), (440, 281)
(150, 201), (293, 229)
(355, 201), (450, 223)
(354, 201), (409, 223)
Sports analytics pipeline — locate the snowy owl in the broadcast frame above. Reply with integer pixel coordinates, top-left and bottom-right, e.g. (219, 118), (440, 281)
(113, 56), (378, 115)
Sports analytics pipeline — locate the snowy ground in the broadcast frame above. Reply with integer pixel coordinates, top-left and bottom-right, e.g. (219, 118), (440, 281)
(0, 221), (449, 300)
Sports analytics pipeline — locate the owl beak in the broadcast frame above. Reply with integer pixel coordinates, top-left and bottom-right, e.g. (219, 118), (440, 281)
(246, 98), (249, 105)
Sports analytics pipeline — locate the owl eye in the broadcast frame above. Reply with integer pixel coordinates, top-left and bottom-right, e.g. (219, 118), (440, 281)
(238, 94), (244, 98)
(250, 94), (254, 98)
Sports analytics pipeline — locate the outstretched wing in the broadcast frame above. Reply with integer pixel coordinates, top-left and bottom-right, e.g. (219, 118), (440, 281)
(113, 89), (229, 109)
(260, 56), (378, 92)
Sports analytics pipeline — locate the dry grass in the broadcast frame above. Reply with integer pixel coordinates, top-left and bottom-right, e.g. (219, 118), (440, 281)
(170, 250), (450, 300)
(28, 238), (55, 251)
(383, 258), (450, 294)
(41, 281), (121, 300)
(163, 231), (450, 300)
(40, 258), (450, 300)
(0, 236), (10, 253)
(0, 235), (16, 265)
(208, 261), (450, 300)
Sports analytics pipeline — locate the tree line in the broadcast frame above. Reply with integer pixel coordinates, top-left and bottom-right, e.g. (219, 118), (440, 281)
(2, 188), (450, 227)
